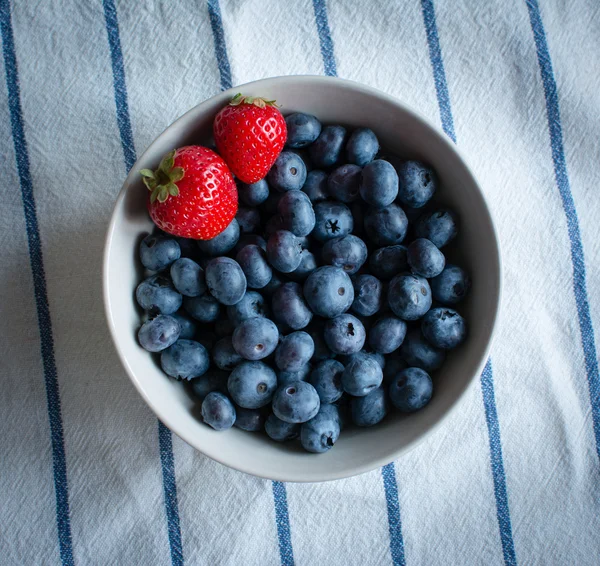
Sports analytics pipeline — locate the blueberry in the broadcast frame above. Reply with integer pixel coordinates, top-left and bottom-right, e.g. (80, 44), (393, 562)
(324, 314), (366, 355)
(190, 369), (228, 400)
(236, 245), (272, 289)
(183, 294), (221, 322)
(300, 404), (340, 453)
(407, 238), (445, 278)
(136, 275), (182, 315)
(233, 234), (267, 255)
(234, 407), (266, 432)
(262, 271), (285, 297)
(309, 359), (344, 403)
(431, 265), (471, 305)
(238, 178), (269, 207)
(138, 315), (180, 352)
(171, 311), (197, 340)
(265, 414), (300, 442)
(338, 350), (385, 369)
(322, 235), (368, 275)
(369, 245), (408, 280)
(388, 274), (432, 320)
(205, 257), (247, 306)
(421, 307), (467, 349)
(170, 258), (206, 297)
(267, 230), (303, 273)
(278, 362), (312, 386)
(309, 125), (346, 168)
(227, 361), (278, 409)
(140, 235), (181, 271)
(399, 328), (445, 371)
(383, 356), (407, 385)
(278, 190), (316, 237)
(327, 164), (362, 203)
(267, 151), (307, 192)
(389, 367), (433, 412)
(232, 317), (279, 360)
(415, 209), (458, 248)
(227, 290), (269, 325)
(160, 339), (209, 380)
(236, 207), (261, 234)
(313, 201), (354, 242)
(396, 161), (438, 208)
(302, 266), (354, 319)
(305, 320), (336, 362)
(351, 274), (383, 316)
(302, 170), (329, 203)
(285, 112), (322, 148)
(272, 282), (313, 330)
(369, 315), (407, 354)
(346, 128), (379, 166)
(364, 203), (408, 246)
(197, 218), (240, 256)
(275, 331), (315, 372)
(264, 214), (284, 238)
(273, 381), (320, 424)
(287, 249), (317, 282)
(212, 336), (244, 371)
(263, 191), (283, 216)
(201, 392), (236, 431)
(360, 160), (398, 207)
(341, 351), (383, 396)
(351, 386), (388, 426)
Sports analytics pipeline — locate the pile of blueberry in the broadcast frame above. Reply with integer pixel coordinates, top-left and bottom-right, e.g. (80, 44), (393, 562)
(135, 113), (470, 453)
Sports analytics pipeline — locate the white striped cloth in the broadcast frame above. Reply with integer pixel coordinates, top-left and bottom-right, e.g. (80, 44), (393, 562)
(1, 0), (599, 564)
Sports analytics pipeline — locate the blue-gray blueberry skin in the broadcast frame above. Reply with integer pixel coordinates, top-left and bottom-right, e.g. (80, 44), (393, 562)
(212, 336), (243, 371)
(327, 164), (362, 203)
(389, 368), (433, 412)
(136, 275), (182, 315)
(171, 311), (197, 340)
(359, 159), (398, 208)
(369, 245), (408, 280)
(346, 128), (379, 167)
(421, 308), (467, 350)
(431, 265), (471, 305)
(302, 170), (329, 203)
(183, 294), (221, 323)
(205, 257), (247, 306)
(267, 230), (303, 273)
(272, 282), (313, 330)
(160, 339), (210, 380)
(237, 178), (270, 207)
(140, 234), (181, 271)
(364, 203), (408, 246)
(309, 359), (345, 404)
(309, 125), (346, 168)
(369, 315), (407, 354)
(138, 315), (180, 352)
(197, 218), (240, 256)
(272, 381), (321, 424)
(396, 160), (438, 208)
(227, 290), (269, 325)
(387, 274), (432, 321)
(287, 249), (317, 282)
(170, 258), (206, 297)
(278, 362), (312, 386)
(267, 151), (307, 192)
(233, 234), (267, 255)
(300, 404), (341, 453)
(303, 266), (354, 319)
(323, 314), (366, 355)
(414, 209), (458, 248)
(234, 407), (266, 432)
(190, 369), (229, 401)
(322, 235), (368, 275)
(285, 112), (322, 149)
(407, 238), (445, 278)
(201, 392), (236, 431)
(227, 361), (278, 409)
(399, 328), (445, 372)
(341, 352), (383, 397)
(265, 414), (301, 442)
(351, 274), (383, 316)
(351, 386), (388, 427)
(232, 317), (279, 361)
(313, 201), (354, 242)
(278, 190), (316, 237)
(275, 331), (315, 372)
(236, 207), (261, 234)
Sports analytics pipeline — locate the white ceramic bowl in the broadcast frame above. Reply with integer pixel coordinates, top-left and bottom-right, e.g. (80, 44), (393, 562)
(103, 76), (501, 482)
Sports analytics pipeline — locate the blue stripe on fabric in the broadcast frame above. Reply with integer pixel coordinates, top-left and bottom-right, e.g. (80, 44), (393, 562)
(0, 1), (75, 565)
(420, 0), (456, 143)
(272, 481), (295, 566)
(525, 0), (600, 462)
(381, 464), (406, 566)
(205, 6), (296, 564)
(102, 2), (184, 564)
(420, 2), (517, 565)
(311, 0), (337, 77)
(207, 0), (233, 92)
(480, 361), (518, 566)
(102, 0), (135, 171)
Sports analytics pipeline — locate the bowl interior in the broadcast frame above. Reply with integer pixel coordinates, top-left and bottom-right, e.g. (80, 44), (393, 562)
(104, 76), (500, 482)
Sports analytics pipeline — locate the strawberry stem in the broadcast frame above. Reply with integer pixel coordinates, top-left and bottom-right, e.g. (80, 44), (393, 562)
(229, 93), (278, 108)
(139, 149), (183, 204)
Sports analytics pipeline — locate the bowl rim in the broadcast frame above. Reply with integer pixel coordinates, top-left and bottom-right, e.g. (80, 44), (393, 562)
(103, 75), (502, 482)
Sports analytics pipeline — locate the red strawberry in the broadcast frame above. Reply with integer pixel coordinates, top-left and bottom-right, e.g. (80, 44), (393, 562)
(140, 146), (237, 240)
(213, 94), (287, 184)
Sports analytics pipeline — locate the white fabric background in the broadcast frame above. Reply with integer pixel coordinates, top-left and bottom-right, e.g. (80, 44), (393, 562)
(1, 0), (599, 564)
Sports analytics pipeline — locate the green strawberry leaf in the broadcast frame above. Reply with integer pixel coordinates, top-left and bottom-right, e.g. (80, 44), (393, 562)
(139, 168), (155, 178)
(157, 186), (169, 203)
(167, 183), (179, 197)
(142, 176), (157, 191)
(159, 150), (176, 174)
(170, 167), (184, 183)
(150, 187), (160, 203)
